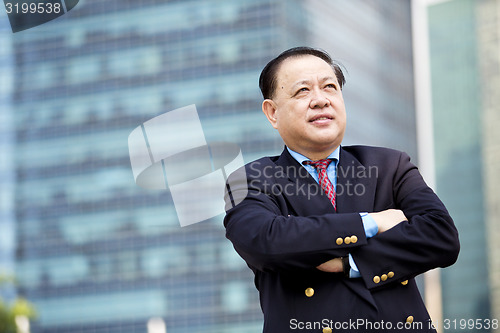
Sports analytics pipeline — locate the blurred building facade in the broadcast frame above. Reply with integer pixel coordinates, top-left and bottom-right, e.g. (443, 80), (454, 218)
(0, 16), (16, 299)
(6, 0), (422, 332)
(476, 0), (500, 326)
(427, 0), (500, 331)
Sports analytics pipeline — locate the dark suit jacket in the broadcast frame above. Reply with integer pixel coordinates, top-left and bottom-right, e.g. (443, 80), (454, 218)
(224, 146), (459, 332)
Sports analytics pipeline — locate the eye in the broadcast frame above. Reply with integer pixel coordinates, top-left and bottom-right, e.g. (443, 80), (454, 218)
(325, 83), (337, 90)
(294, 87), (309, 96)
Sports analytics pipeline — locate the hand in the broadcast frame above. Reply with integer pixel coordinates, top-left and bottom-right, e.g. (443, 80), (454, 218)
(369, 209), (407, 234)
(316, 257), (343, 273)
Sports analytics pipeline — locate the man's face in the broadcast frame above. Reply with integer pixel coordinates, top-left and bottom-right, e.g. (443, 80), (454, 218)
(262, 55), (347, 159)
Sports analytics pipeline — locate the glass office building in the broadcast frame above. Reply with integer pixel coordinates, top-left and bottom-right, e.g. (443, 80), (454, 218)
(0, 17), (15, 300)
(476, 0), (500, 323)
(6, 0), (418, 332)
(427, 0), (492, 330)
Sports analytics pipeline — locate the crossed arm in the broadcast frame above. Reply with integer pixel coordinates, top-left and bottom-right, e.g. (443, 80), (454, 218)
(224, 151), (459, 286)
(316, 209), (407, 273)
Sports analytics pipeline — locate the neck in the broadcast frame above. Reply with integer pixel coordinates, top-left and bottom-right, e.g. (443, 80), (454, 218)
(289, 145), (339, 161)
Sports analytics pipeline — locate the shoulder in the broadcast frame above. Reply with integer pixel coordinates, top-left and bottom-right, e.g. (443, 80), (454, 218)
(341, 145), (411, 164)
(342, 145), (406, 157)
(245, 155), (280, 171)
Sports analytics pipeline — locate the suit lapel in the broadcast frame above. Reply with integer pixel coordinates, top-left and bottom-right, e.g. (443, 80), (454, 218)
(274, 148), (336, 216)
(273, 147), (377, 215)
(336, 148), (377, 213)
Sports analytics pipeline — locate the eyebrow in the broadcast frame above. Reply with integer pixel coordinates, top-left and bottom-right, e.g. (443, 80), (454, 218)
(291, 76), (337, 89)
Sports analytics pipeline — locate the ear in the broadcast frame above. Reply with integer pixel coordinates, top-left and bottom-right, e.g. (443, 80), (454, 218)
(262, 99), (278, 129)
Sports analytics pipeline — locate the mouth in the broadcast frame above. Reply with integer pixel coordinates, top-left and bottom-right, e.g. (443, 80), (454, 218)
(309, 114), (334, 123)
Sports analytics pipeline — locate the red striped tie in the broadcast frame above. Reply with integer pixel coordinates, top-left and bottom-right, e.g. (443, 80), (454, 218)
(303, 159), (336, 210)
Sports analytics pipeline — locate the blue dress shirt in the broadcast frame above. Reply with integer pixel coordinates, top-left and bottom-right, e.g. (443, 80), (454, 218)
(287, 147), (378, 277)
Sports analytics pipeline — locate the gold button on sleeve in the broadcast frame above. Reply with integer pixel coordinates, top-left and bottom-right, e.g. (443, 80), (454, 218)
(401, 280), (408, 285)
(350, 235), (358, 243)
(305, 287), (314, 297)
(381, 274), (388, 281)
(373, 276), (381, 284)
(336, 237), (343, 245)
(406, 315), (414, 324)
(344, 236), (351, 245)
(323, 327), (332, 333)
(387, 271), (395, 278)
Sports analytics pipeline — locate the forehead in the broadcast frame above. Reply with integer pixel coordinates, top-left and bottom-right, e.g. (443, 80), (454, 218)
(276, 55), (336, 85)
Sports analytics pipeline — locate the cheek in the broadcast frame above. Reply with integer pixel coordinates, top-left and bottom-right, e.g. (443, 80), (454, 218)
(277, 116), (296, 133)
(275, 112), (291, 131)
(338, 109), (347, 121)
(334, 103), (347, 119)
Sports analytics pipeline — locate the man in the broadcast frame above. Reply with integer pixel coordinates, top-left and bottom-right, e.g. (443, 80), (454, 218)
(223, 47), (459, 333)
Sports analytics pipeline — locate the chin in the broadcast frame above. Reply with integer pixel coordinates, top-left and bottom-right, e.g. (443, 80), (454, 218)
(315, 133), (341, 144)
(310, 140), (339, 152)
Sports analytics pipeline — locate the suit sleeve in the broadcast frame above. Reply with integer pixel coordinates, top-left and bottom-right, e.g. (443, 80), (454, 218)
(351, 151), (460, 290)
(223, 163), (368, 273)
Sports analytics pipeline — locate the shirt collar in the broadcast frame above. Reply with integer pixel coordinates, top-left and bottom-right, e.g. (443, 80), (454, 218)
(287, 146), (340, 164)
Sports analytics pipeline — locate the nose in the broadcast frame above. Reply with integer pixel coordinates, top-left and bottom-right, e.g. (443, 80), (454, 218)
(309, 88), (330, 109)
